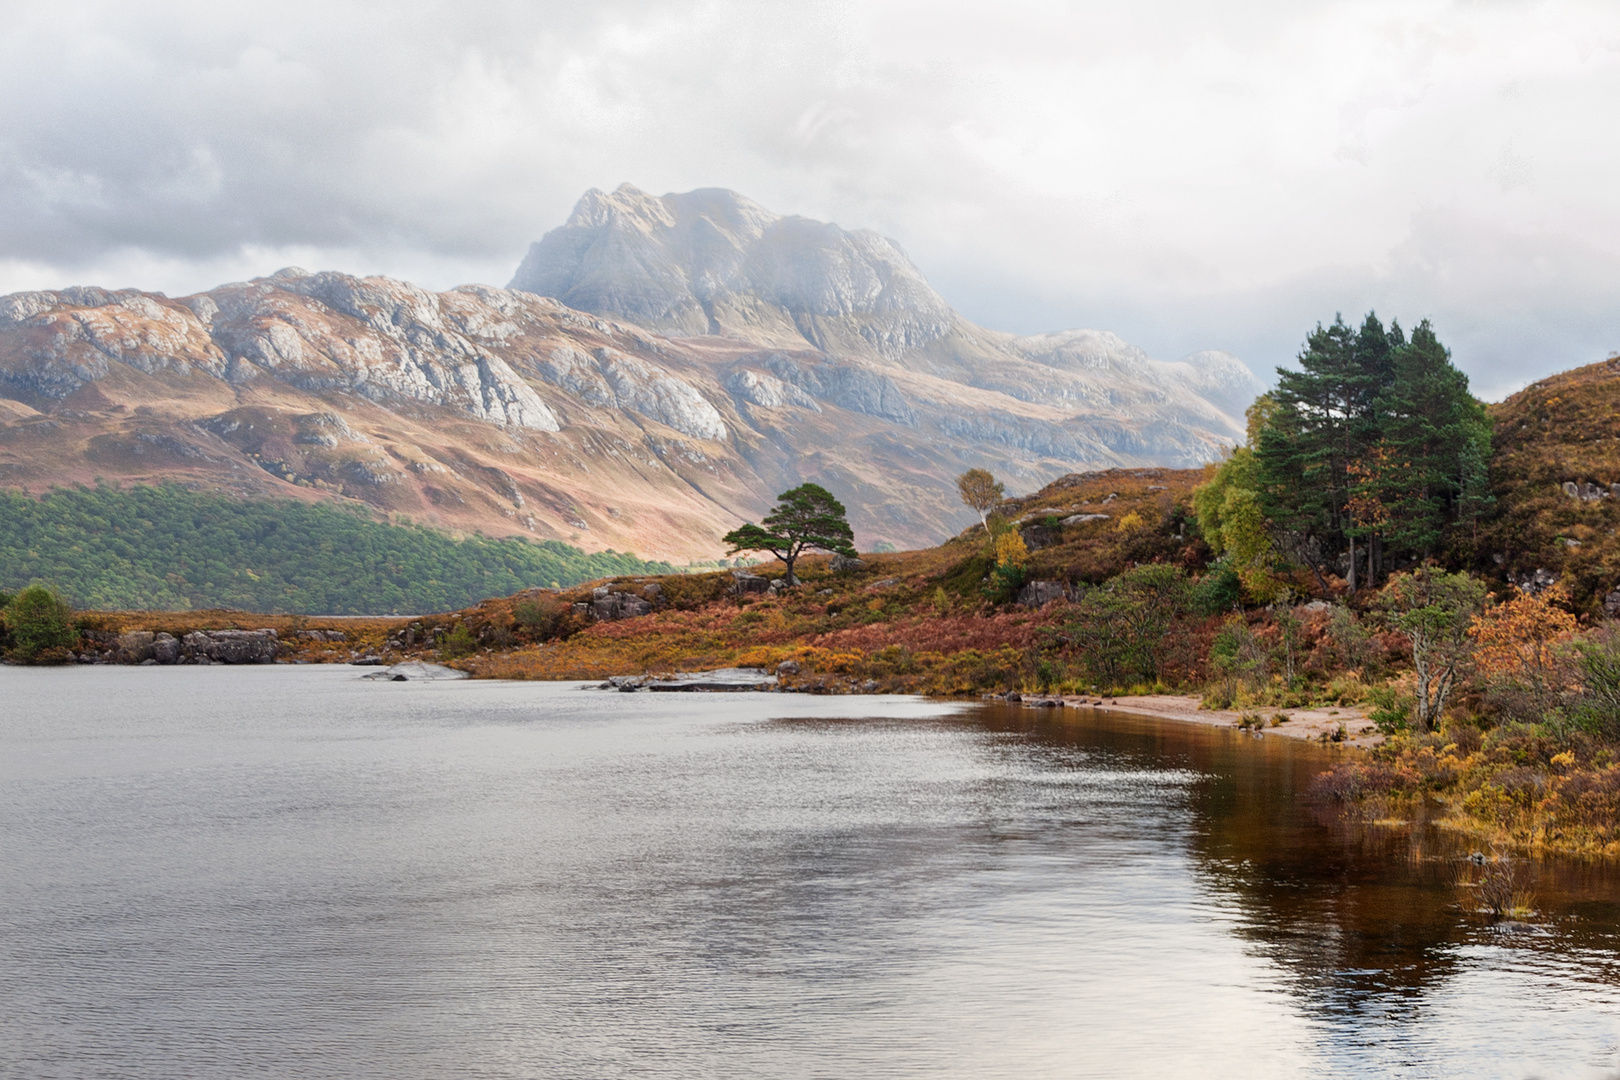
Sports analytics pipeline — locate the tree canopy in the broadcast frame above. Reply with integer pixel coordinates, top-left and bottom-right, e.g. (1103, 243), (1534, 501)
(723, 483), (857, 585)
(957, 468), (1005, 527)
(0, 484), (679, 614)
(1196, 311), (1489, 594)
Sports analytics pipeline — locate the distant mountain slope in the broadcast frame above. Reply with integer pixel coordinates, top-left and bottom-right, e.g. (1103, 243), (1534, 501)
(0, 484), (675, 614)
(0, 186), (1262, 562)
(510, 183), (1263, 449)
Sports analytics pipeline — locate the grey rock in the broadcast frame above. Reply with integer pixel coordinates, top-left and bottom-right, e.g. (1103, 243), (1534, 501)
(1019, 524), (1056, 551)
(1016, 580), (1069, 608)
(591, 591), (653, 621)
(151, 632), (180, 664)
(731, 571), (771, 595)
(1061, 513), (1110, 526)
(1515, 568), (1559, 596)
(361, 661), (469, 681)
(642, 582), (663, 599)
(179, 628), (279, 664)
(1604, 588), (1620, 619)
(1565, 480), (1609, 501)
(776, 660), (801, 675)
(830, 554), (866, 572)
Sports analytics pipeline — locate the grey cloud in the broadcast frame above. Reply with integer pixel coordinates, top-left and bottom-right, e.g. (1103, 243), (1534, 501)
(1, 0), (1619, 399)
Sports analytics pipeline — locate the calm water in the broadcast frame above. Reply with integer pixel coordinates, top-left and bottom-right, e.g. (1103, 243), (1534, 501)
(2, 669), (1618, 1079)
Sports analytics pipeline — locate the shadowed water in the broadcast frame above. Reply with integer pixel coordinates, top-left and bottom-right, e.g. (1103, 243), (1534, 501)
(1, 667), (1616, 1078)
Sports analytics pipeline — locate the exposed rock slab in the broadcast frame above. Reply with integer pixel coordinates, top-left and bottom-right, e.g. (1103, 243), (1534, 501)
(602, 667), (777, 692)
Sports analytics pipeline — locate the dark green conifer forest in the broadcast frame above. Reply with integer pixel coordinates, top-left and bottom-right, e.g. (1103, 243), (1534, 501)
(1238, 312), (1492, 592)
(0, 484), (677, 614)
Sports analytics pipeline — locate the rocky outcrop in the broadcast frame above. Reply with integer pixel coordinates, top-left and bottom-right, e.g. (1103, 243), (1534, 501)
(535, 345), (724, 439)
(590, 585), (653, 621)
(731, 570), (771, 595)
(180, 629), (280, 663)
(1017, 580), (1070, 608)
(82, 628), (279, 664)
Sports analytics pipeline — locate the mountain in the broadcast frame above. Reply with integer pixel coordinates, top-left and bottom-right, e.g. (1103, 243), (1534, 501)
(0, 186), (1261, 562)
(511, 184), (1262, 438)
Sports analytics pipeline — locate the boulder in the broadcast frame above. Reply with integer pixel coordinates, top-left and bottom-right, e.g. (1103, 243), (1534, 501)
(731, 571), (771, 595)
(1016, 580), (1068, 608)
(776, 659), (801, 675)
(151, 632), (180, 664)
(591, 591), (653, 621)
(1019, 524), (1056, 551)
(116, 631), (156, 663)
(1565, 480), (1611, 501)
(1514, 568), (1558, 596)
(1061, 513), (1110, 526)
(830, 554), (866, 572)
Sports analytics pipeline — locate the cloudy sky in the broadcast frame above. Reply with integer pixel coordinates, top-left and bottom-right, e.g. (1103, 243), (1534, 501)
(3, 0), (1617, 399)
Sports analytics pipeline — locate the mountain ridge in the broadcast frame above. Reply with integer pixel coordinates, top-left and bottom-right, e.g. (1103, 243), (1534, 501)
(0, 185), (1262, 561)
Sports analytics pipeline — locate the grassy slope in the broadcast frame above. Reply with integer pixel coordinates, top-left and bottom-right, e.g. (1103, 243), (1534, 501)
(1481, 356), (1620, 609)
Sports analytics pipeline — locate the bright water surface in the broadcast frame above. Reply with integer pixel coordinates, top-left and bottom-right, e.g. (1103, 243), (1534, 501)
(2, 667), (1618, 1079)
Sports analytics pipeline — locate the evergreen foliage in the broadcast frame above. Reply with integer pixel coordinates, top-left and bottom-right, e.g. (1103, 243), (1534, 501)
(0, 484), (677, 614)
(723, 483), (857, 585)
(1202, 311), (1490, 591)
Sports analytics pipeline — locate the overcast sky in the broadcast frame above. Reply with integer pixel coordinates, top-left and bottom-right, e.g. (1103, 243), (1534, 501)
(3, 0), (1618, 400)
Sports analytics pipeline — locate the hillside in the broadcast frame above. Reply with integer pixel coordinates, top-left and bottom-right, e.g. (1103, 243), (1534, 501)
(0, 484), (678, 614)
(1480, 355), (1620, 611)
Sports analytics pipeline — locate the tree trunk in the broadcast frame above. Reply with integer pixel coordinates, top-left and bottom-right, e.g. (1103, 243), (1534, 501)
(1347, 535), (1358, 593)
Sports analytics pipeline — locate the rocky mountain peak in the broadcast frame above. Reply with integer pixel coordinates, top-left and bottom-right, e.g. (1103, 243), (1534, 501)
(509, 185), (954, 353)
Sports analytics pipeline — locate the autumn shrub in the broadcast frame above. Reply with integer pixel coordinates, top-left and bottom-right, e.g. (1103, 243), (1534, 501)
(1207, 613), (1267, 706)
(1307, 760), (1403, 803)
(1469, 586), (1579, 724)
(1366, 680), (1416, 733)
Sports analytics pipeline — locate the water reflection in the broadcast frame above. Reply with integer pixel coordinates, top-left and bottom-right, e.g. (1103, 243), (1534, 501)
(980, 703), (1620, 1076)
(1, 669), (1617, 1079)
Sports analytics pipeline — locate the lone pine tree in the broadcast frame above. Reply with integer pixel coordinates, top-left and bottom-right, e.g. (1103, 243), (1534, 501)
(723, 483), (857, 586)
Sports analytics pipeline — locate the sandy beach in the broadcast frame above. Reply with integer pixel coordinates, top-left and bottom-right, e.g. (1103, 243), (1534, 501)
(1005, 693), (1382, 748)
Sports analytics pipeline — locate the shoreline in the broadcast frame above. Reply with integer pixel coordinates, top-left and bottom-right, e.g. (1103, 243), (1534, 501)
(1005, 692), (1382, 748)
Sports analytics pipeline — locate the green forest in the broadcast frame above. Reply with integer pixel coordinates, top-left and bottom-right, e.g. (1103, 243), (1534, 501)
(0, 484), (678, 614)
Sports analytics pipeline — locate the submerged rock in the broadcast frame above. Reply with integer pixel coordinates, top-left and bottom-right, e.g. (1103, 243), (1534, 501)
(361, 661), (470, 681)
(600, 667), (777, 692)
